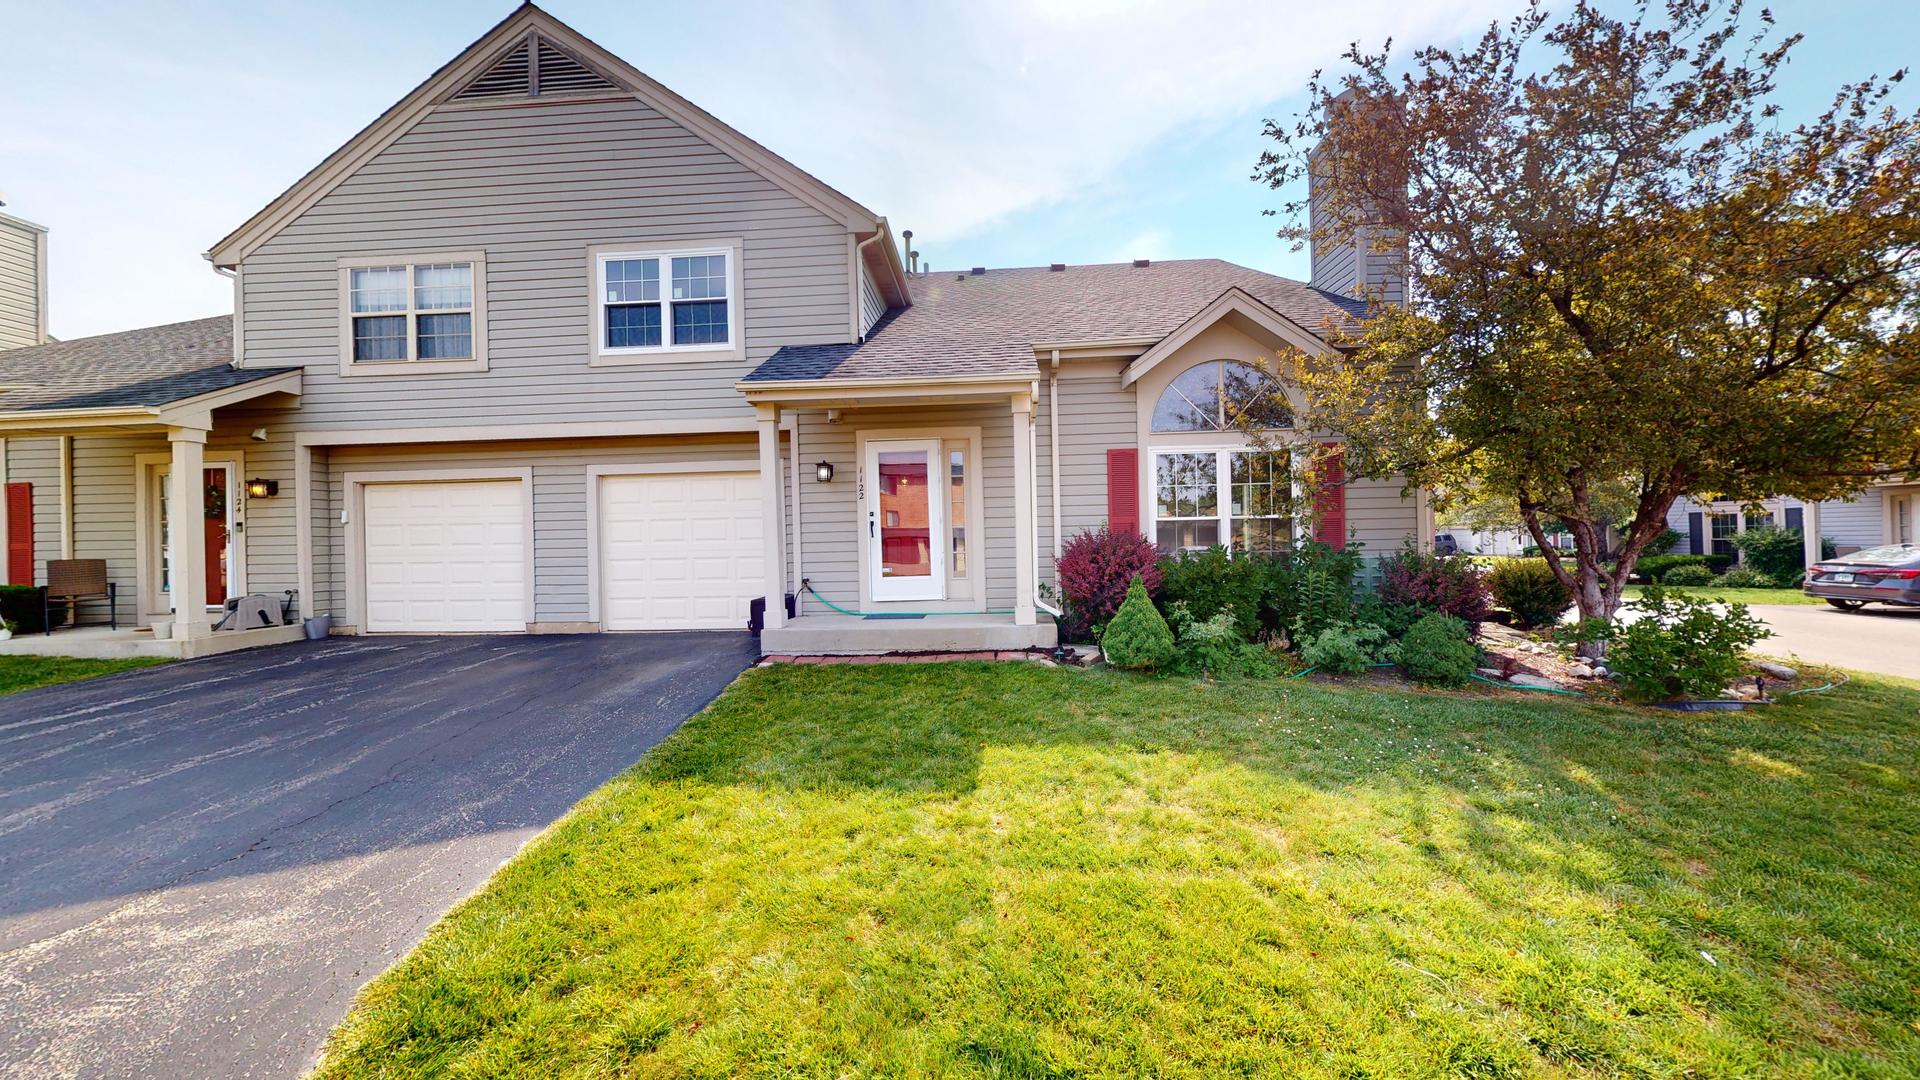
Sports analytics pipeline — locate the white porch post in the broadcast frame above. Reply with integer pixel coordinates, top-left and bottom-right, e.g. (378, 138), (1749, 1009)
(1803, 499), (1823, 570)
(1011, 391), (1038, 626)
(756, 404), (788, 630)
(166, 424), (211, 640)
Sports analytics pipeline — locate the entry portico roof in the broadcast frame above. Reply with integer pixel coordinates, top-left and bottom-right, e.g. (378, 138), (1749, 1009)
(744, 259), (1366, 387)
(0, 315), (299, 429)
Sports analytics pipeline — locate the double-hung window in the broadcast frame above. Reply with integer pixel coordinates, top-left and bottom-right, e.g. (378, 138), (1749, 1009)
(592, 243), (739, 361)
(337, 253), (486, 374)
(1153, 448), (1293, 553)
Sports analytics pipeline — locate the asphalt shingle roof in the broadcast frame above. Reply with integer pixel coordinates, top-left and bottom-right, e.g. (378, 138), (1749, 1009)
(0, 316), (295, 413)
(745, 259), (1367, 384)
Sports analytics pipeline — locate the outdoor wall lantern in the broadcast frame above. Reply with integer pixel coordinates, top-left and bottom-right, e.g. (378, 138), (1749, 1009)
(245, 478), (280, 499)
(815, 461), (835, 483)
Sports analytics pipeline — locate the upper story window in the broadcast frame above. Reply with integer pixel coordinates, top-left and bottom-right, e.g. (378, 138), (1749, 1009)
(1150, 360), (1291, 433)
(591, 242), (741, 363)
(336, 252), (487, 376)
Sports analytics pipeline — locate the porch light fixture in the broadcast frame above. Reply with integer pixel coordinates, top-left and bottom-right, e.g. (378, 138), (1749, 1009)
(814, 461), (834, 483)
(245, 478), (279, 499)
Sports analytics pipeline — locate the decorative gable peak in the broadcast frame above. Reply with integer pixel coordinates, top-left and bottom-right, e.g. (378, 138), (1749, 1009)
(453, 33), (618, 101)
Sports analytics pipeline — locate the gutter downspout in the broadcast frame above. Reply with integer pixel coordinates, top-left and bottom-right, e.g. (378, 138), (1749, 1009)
(790, 418), (803, 617)
(1030, 377), (1063, 623)
(1048, 349), (1062, 561)
(207, 257), (240, 368)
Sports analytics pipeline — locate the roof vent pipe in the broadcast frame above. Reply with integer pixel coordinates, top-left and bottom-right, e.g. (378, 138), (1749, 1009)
(902, 229), (915, 274)
(970, 266), (986, 275)
(1050, 263), (1066, 272)
(1133, 259), (1150, 268)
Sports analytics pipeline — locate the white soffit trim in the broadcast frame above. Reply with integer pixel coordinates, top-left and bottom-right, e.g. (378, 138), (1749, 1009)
(1121, 287), (1338, 386)
(207, 4), (881, 267)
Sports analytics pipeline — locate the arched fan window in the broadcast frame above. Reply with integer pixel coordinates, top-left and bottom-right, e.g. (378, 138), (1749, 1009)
(1149, 360), (1291, 433)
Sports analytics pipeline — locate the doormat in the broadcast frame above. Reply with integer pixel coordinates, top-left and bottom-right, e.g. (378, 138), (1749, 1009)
(863, 613), (926, 620)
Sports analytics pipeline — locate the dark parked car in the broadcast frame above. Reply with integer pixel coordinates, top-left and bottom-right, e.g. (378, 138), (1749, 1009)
(1803, 544), (1920, 610)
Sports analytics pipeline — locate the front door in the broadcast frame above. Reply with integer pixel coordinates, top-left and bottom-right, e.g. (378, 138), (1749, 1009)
(157, 464), (235, 611)
(864, 438), (945, 603)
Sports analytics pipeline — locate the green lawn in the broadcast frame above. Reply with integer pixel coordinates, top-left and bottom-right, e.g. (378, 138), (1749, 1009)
(317, 664), (1920, 1078)
(1622, 584), (1823, 606)
(0, 654), (167, 695)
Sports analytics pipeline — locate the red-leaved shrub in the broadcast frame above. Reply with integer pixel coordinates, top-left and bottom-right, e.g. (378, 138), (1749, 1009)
(1056, 527), (1162, 642)
(1376, 546), (1493, 626)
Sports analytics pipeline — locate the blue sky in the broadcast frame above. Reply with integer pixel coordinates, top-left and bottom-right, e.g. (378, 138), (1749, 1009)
(4, 0), (1915, 340)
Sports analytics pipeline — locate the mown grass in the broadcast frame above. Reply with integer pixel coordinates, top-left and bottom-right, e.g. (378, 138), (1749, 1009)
(317, 663), (1920, 1078)
(1621, 584), (1823, 606)
(0, 654), (167, 696)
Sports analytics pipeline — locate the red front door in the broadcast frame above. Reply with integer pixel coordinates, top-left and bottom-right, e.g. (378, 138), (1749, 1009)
(203, 468), (229, 606)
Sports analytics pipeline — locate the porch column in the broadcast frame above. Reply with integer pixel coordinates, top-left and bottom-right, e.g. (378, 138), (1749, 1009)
(1803, 499), (1823, 570)
(756, 404), (788, 630)
(1011, 391), (1038, 626)
(167, 424), (211, 640)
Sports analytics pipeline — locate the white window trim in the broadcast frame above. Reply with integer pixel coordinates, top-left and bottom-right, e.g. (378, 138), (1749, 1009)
(335, 252), (489, 377)
(588, 239), (744, 366)
(1149, 445), (1300, 554)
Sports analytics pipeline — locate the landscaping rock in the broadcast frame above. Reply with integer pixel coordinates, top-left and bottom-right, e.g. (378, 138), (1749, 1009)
(1070, 646), (1103, 668)
(1569, 663), (1596, 679)
(1509, 673), (1561, 690)
(1754, 660), (1798, 681)
(1476, 667), (1506, 680)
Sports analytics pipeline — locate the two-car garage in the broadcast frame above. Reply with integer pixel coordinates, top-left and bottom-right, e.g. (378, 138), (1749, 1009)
(350, 462), (765, 634)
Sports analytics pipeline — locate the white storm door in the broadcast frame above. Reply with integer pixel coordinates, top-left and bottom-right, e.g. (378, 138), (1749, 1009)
(864, 439), (946, 603)
(599, 471), (763, 630)
(362, 480), (527, 632)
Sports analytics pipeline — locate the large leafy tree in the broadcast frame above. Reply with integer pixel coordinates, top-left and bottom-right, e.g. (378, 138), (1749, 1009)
(1257, 0), (1920, 650)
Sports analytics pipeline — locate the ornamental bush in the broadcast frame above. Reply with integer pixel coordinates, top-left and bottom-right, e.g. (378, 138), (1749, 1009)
(1715, 565), (1781, 589)
(1376, 545), (1493, 626)
(1731, 526), (1806, 585)
(1297, 621), (1397, 675)
(0, 585), (49, 634)
(1661, 563), (1717, 586)
(1636, 553), (1733, 581)
(1606, 587), (1771, 700)
(1156, 546), (1267, 641)
(1266, 540), (1365, 636)
(1055, 527), (1162, 642)
(1397, 612), (1479, 687)
(1101, 578), (1175, 671)
(1167, 602), (1276, 680)
(1483, 558), (1574, 629)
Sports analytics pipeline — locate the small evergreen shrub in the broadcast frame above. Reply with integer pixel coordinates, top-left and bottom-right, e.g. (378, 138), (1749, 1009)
(1101, 578), (1175, 671)
(1055, 527), (1162, 642)
(1715, 565), (1780, 589)
(1297, 622), (1397, 675)
(1354, 594), (1424, 639)
(1484, 558), (1574, 629)
(1731, 526), (1805, 585)
(1661, 563), (1716, 586)
(1156, 546), (1268, 641)
(1376, 546), (1493, 625)
(1167, 602), (1276, 679)
(1606, 587), (1771, 700)
(1397, 612), (1479, 687)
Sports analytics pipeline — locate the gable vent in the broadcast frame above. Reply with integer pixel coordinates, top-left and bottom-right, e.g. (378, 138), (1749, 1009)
(535, 40), (616, 93)
(456, 41), (533, 99)
(454, 35), (618, 101)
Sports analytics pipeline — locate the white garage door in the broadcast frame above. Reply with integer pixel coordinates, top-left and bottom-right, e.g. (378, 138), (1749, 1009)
(362, 480), (528, 632)
(599, 471), (763, 630)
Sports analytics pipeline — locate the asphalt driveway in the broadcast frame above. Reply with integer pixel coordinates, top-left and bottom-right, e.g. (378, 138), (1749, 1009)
(0, 633), (759, 1079)
(1751, 602), (1920, 680)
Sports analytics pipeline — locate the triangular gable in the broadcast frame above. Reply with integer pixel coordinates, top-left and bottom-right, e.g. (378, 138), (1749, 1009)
(207, 3), (885, 266)
(1121, 287), (1338, 386)
(450, 32), (621, 101)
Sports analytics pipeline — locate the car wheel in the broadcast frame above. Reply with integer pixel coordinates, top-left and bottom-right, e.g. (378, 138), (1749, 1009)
(1825, 598), (1867, 611)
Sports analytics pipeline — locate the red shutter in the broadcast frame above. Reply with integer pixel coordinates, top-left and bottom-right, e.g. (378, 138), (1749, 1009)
(5, 482), (32, 585)
(1106, 448), (1140, 535)
(1313, 444), (1347, 550)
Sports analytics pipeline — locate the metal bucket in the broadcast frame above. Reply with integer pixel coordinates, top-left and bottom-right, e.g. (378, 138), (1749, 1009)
(304, 614), (333, 641)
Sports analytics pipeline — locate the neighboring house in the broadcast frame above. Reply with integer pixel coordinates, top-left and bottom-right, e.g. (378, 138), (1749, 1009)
(1668, 482), (1917, 565)
(0, 209), (50, 351)
(0, 3), (1426, 657)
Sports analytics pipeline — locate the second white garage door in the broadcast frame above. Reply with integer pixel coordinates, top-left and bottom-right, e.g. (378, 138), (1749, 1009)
(362, 480), (528, 632)
(599, 471), (763, 630)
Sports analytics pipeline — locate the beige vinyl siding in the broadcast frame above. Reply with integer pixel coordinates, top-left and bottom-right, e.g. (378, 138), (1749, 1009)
(858, 259), (886, 337)
(1346, 475), (1420, 580)
(1035, 363), (1139, 590)
(792, 404), (1018, 614)
(8, 438), (60, 587)
(240, 96), (855, 430)
(0, 218), (44, 351)
(319, 435), (764, 626)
